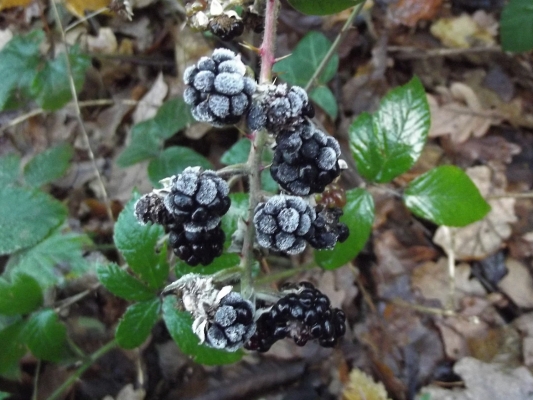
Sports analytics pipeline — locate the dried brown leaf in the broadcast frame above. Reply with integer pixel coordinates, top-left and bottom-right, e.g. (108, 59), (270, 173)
(498, 259), (533, 309)
(132, 73), (168, 123)
(388, 0), (443, 27)
(343, 369), (391, 400)
(430, 13), (496, 48)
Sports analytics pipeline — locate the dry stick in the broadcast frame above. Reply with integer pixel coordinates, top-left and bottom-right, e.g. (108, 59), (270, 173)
(442, 226), (457, 311)
(303, 0), (367, 92)
(47, 340), (117, 400)
(41, 1), (114, 224)
(487, 192), (533, 200)
(239, 0), (280, 301)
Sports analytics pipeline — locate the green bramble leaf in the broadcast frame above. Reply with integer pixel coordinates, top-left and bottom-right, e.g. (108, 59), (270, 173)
(0, 391), (10, 399)
(162, 296), (243, 365)
(310, 86), (338, 120)
(23, 309), (67, 362)
(221, 193), (249, 247)
(115, 298), (161, 349)
(97, 264), (156, 302)
(404, 165), (491, 227)
(0, 274), (43, 316)
(0, 186), (67, 255)
(175, 253), (240, 278)
(23, 143), (74, 187)
(0, 320), (27, 379)
(148, 146), (212, 187)
(500, 0), (533, 52)
(0, 30), (43, 111)
(5, 231), (91, 288)
(30, 46), (90, 111)
(0, 154), (21, 186)
(114, 194), (169, 289)
(288, 0), (363, 15)
(315, 189), (374, 270)
(349, 76), (430, 183)
(273, 31), (338, 87)
(153, 97), (194, 140)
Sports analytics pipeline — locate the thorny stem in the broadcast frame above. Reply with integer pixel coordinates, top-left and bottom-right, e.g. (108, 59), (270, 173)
(239, 0), (279, 300)
(304, 0), (367, 92)
(46, 0), (115, 225)
(48, 340), (117, 400)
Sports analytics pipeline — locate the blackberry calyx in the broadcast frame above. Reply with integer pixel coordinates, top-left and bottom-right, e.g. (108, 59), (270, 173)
(208, 14), (245, 41)
(134, 192), (175, 226)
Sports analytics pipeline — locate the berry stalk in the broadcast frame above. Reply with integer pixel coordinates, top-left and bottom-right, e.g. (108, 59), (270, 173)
(239, 0), (280, 300)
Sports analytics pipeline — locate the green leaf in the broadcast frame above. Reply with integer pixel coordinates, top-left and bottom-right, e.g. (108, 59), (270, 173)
(0, 320), (27, 379)
(273, 31), (338, 86)
(115, 298), (161, 349)
(148, 146), (212, 187)
(23, 143), (74, 187)
(0, 30), (43, 111)
(221, 139), (250, 165)
(221, 193), (249, 247)
(5, 231), (91, 288)
(175, 253), (240, 278)
(0, 154), (20, 186)
(30, 46), (90, 111)
(0, 274), (43, 316)
(97, 264), (156, 302)
(500, 0), (533, 52)
(162, 296), (242, 365)
(153, 97), (194, 140)
(310, 86), (338, 120)
(404, 165), (491, 227)
(288, 0), (363, 15)
(116, 119), (162, 167)
(315, 189), (374, 270)
(0, 186), (67, 255)
(23, 309), (67, 362)
(349, 76), (430, 183)
(114, 195), (169, 289)
(0, 391), (11, 400)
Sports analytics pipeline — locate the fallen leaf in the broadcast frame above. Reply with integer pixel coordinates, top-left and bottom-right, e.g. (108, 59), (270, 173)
(430, 13), (496, 48)
(132, 73), (168, 123)
(342, 368), (392, 400)
(433, 166), (517, 260)
(388, 0), (443, 27)
(64, 0), (110, 18)
(102, 384), (145, 400)
(87, 27), (118, 54)
(0, 29), (13, 50)
(0, 0), (32, 11)
(498, 259), (533, 309)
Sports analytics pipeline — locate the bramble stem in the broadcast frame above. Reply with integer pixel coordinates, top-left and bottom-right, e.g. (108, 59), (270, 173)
(239, 0), (279, 300)
(48, 340), (117, 400)
(304, 0), (367, 92)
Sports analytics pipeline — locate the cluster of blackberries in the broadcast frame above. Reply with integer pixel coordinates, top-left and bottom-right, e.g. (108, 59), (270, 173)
(205, 292), (256, 352)
(134, 167), (230, 266)
(245, 282), (346, 352)
(306, 206), (349, 250)
(183, 49), (256, 127)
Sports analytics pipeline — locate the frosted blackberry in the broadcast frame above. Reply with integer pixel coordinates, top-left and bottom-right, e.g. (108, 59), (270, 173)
(134, 192), (175, 227)
(208, 14), (244, 41)
(183, 48), (257, 127)
(253, 195), (315, 255)
(246, 84), (314, 133)
(245, 282), (346, 351)
(164, 167), (230, 232)
(169, 223), (225, 266)
(270, 120), (343, 195)
(204, 292), (256, 352)
(305, 206), (349, 250)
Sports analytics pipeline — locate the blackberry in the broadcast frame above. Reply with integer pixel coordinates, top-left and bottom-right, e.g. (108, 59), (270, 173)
(316, 183), (347, 209)
(305, 206), (349, 250)
(270, 120), (343, 196)
(245, 282), (346, 351)
(208, 14), (245, 41)
(164, 167), (230, 232)
(205, 292), (256, 352)
(246, 84), (314, 133)
(183, 48), (257, 127)
(134, 192), (175, 226)
(253, 195), (315, 255)
(169, 223), (225, 266)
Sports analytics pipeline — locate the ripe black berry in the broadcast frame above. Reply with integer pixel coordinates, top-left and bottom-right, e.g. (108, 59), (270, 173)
(208, 14), (245, 41)
(253, 195), (315, 255)
(183, 48), (257, 127)
(305, 206), (349, 250)
(205, 292), (256, 352)
(270, 120), (343, 196)
(169, 223), (225, 266)
(246, 84), (314, 133)
(134, 192), (175, 226)
(164, 167), (230, 232)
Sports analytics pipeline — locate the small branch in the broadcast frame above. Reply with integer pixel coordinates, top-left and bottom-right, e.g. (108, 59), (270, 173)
(442, 226), (456, 311)
(216, 163), (250, 178)
(487, 192), (533, 200)
(387, 45), (502, 60)
(47, 0), (116, 225)
(303, 0), (367, 92)
(32, 360), (41, 400)
(48, 340), (117, 400)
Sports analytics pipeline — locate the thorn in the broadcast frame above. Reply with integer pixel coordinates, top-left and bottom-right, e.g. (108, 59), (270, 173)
(244, 132), (255, 140)
(240, 42), (261, 54)
(274, 53), (292, 63)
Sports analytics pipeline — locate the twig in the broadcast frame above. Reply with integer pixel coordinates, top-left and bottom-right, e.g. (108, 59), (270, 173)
(239, 0), (279, 301)
(37, 1), (114, 226)
(487, 192), (533, 200)
(388, 298), (457, 317)
(48, 340), (117, 400)
(65, 7), (108, 32)
(32, 360), (41, 400)
(387, 45), (502, 60)
(303, 0), (367, 92)
(442, 226), (456, 311)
